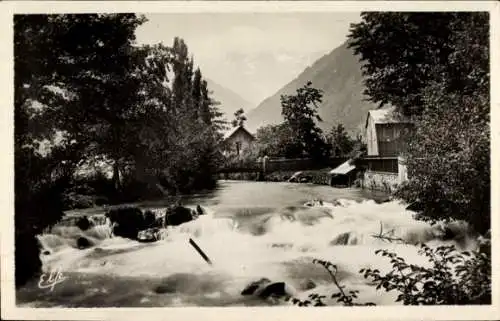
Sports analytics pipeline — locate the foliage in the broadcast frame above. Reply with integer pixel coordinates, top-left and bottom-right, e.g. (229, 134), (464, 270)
(254, 123), (302, 158)
(231, 108), (247, 128)
(287, 239), (490, 307)
(348, 12), (489, 117)
(327, 124), (355, 157)
(14, 14), (148, 286)
(280, 82), (331, 160)
(396, 91), (490, 234)
(360, 243), (491, 305)
(287, 221), (490, 307)
(349, 12), (490, 235)
(14, 14), (224, 286)
(285, 259), (374, 307)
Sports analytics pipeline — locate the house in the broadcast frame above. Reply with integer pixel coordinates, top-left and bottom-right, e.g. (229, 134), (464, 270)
(361, 108), (414, 192)
(222, 125), (255, 156)
(365, 108), (414, 157)
(328, 159), (358, 187)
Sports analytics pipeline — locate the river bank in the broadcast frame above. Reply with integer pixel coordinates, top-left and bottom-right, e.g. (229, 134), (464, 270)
(218, 168), (341, 185)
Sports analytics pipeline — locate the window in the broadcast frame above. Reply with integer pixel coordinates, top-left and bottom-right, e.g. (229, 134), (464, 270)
(235, 141), (242, 155)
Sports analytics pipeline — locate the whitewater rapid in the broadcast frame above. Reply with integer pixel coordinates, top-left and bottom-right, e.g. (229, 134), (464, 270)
(18, 183), (478, 307)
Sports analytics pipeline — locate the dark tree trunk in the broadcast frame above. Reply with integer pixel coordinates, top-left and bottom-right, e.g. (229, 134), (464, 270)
(113, 160), (121, 190)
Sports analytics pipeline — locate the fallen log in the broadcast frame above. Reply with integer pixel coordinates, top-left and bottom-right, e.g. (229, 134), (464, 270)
(189, 238), (213, 266)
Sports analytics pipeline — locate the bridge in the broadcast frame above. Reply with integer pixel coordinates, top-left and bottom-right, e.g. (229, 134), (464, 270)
(217, 157), (350, 174)
(217, 155), (403, 192)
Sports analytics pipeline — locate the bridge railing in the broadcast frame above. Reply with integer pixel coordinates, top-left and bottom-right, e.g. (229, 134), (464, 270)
(218, 157), (349, 174)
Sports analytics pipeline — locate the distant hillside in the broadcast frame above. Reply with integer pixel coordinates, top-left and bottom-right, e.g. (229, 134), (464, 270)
(205, 78), (253, 122)
(245, 41), (378, 136)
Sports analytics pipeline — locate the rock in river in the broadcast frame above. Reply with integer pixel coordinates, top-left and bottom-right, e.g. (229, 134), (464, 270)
(165, 206), (194, 226)
(241, 277), (292, 299)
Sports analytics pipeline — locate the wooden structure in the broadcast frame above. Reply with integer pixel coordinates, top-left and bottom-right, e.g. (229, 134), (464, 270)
(328, 159), (358, 187)
(361, 108), (414, 191)
(365, 108), (414, 157)
(222, 126), (255, 156)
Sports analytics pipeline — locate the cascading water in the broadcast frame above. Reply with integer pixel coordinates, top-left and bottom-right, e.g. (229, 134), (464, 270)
(17, 181), (478, 307)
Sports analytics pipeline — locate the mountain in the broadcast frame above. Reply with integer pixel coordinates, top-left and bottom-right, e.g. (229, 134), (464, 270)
(205, 78), (253, 122)
(245, 41), (378, 136)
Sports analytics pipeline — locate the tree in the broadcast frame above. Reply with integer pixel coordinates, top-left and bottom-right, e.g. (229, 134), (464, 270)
(280, 82), (330, 160)
(14, 13), (147, 286)
(255, 123), (302, 158)
(231, 108), (247, 127)
(348, 12), (490, 234)
(328, 124), (354, 157)
(144, 37), (223, 194)
(14, 14), (225, 287)
(348, 12), (488, 117)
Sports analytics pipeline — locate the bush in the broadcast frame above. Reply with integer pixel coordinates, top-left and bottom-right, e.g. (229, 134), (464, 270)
(287, 240), (490, 307)
(360, 243), (491, 305)
(395, 93), (490, 234)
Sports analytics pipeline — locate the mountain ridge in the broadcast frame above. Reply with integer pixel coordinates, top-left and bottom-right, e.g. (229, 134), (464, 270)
(205, 78), (254, 122)
(245, 41), (378, 136)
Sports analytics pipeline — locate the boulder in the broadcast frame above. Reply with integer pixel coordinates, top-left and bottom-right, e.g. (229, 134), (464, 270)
(375, 197), (392, 204)
(143, 210), (157, 228)
(76, 216), (92, 231)
(241, 277), (272, 295)
(105, 206), (145, 240)
(299, 176), (312, 183)
(137, 228), (161, 243)
(241, 278), (291, 299)
(77, 236), (92, 249)
(196, 205), (205, 216)
(259, 282), (287, 299)
(288, 172), (303, 183)
(300, 279), (316, 291)
(165, 205), (194, 226)
(304, 199), (324, 207)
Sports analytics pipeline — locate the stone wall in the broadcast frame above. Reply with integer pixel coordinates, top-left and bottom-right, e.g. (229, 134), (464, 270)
(361, 156), (408, 193)
(362, 171), (399, 193)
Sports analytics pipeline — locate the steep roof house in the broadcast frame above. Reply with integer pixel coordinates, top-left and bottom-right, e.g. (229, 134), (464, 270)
(222, 126), (255, 156)
(365, 108), (414, 157)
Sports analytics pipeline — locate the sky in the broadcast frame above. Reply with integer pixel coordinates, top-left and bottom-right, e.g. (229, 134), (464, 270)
(135, 12), (362, 107)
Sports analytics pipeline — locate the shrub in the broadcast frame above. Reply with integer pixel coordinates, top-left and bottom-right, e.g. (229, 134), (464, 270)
(395, 93), (490, 234)
(360, 243), (491, 305)
(285, 259), (374, 307)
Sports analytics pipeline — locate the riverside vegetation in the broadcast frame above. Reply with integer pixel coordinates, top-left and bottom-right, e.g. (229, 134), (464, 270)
(15, 14), (225, 287)
(15, 12), (491, 306)
(282, 12), (491, 306)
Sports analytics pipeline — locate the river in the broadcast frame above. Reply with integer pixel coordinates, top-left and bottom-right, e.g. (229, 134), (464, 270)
(17, 180), (478, 307)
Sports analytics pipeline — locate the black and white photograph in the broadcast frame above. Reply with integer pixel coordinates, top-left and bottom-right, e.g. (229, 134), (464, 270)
(1, 1), (499, 319)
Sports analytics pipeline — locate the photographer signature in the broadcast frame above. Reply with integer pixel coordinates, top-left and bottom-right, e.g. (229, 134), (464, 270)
(38, 267), (67, 291)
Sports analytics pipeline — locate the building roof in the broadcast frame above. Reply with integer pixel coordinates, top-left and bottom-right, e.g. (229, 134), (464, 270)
(365, 108), (412, 128)
(329, 159), (356, 175)
(223, 125), (255, 141)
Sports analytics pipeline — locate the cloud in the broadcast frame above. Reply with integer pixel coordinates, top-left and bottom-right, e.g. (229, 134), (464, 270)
(135, 12), (361, 104)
